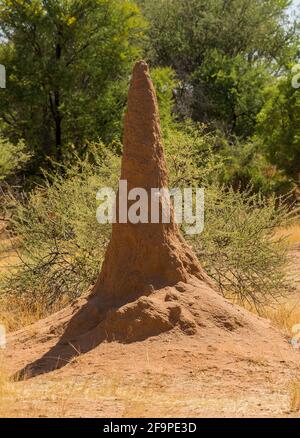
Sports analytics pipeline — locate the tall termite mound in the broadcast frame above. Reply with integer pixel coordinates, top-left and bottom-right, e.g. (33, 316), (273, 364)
(61, 61), (281, 344)
(9, 62), (298, 380)
(93, 61), (213, 307)
(58, 60), (220, 342)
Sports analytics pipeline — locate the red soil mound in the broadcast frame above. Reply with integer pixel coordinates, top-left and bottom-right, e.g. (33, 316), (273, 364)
(4, 61), (298, 381)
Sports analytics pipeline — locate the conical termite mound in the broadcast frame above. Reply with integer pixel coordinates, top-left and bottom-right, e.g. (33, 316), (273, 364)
(94, 60), (213, 305)
(52, 61), (290, 344)
(55, 60), (216, 341)
(10, 62), (298, 379)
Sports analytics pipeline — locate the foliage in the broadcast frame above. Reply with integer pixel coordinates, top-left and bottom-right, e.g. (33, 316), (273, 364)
(1, 142), (120, 309)
(187, 187), (293, 308)
(256, 74), (300, 180)
(0, 0), (146, 170)
(164, 123), (294, 307)
(191, 50), (269, 137)
(140, 0), (297, 72)
(218, 139), (293, 195)
(164, 121), (223, 187)
(138, 0), (299, 135)
(151, 66), (178, 132)
(164, 117), (292, 196)
(0, 136), (29, 181)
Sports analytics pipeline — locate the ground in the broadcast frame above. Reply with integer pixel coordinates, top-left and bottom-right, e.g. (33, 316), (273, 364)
(1, 333), (299, 418)
(0, 224), (300, 418)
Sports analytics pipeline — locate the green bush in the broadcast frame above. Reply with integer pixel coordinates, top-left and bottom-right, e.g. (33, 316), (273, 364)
(218, 139), (293, 196)
(1, 143), (119, 309)
(164, 121), (224, 187)
(165, 124), (294, 308)
(186, 187), (293, 308)
(0, 132), (295, 313)
(0, 137), (30, 181)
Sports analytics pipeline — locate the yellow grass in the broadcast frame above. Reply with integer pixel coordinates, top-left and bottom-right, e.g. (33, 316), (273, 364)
(0, 227), (45, 331)
(260, 301), (300, 336)
(0, 363), (293, 418)
(274, 223), (300, 245)
(0, 298), (47, 332)
(290, 380), (300, 413)
(0, 365), (206, 418)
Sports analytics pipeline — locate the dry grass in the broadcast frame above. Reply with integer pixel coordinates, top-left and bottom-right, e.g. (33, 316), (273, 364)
(0, 365), (193, 418)
(0, 362), (296, 418)
(0, 298), (47, 332)
(274, 223), (300, 245)
(0, 227), (52, 331)
(260, 301), (300, 336)
(290, 380), (300, 413)
(0, 223), (19, 274)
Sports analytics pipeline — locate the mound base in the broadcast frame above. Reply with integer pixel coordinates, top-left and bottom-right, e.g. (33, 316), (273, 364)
(5, 277), (298, 381)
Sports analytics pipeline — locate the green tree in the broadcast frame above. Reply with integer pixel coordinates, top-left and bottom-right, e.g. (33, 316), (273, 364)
(191, 50), (269, 136)
(256, 73), (300, 181)
(138, 0), (299, 135)
(0, 0), (145, 169)
(140, 0), (297, 73)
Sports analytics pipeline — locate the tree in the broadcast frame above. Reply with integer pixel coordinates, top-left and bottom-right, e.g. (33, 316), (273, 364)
(0, 0), (145, 170)
(191, 50), (269, 136)
(138, 0), (299, 136)
(256, 73), (300, 181)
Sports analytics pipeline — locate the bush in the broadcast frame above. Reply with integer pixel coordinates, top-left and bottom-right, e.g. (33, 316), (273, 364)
(164, 121), (224, 187)
(1, 143), (119, 310)
(186, 187), (294, 309)
(0, 131), (295, 314)
(218, 139), (293, 196)
(165, 124), (295, 308)
(0, 137), (29, 181)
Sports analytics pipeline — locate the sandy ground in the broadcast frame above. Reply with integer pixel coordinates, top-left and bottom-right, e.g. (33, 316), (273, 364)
(1, 226), (300, 418)
(1, 332), (300, 418)
(2, 289), (300, 417)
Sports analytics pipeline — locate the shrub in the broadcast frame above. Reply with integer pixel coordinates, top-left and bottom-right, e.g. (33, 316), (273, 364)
(186, 187), (294, 309)
(0, 132), (295, 314)
(165, 124), (295, 308)
(1, 143), (119, 310)
(218, 139), (293, 196)
(164, 121), (224, 187)
(0, 137), (29, 181)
